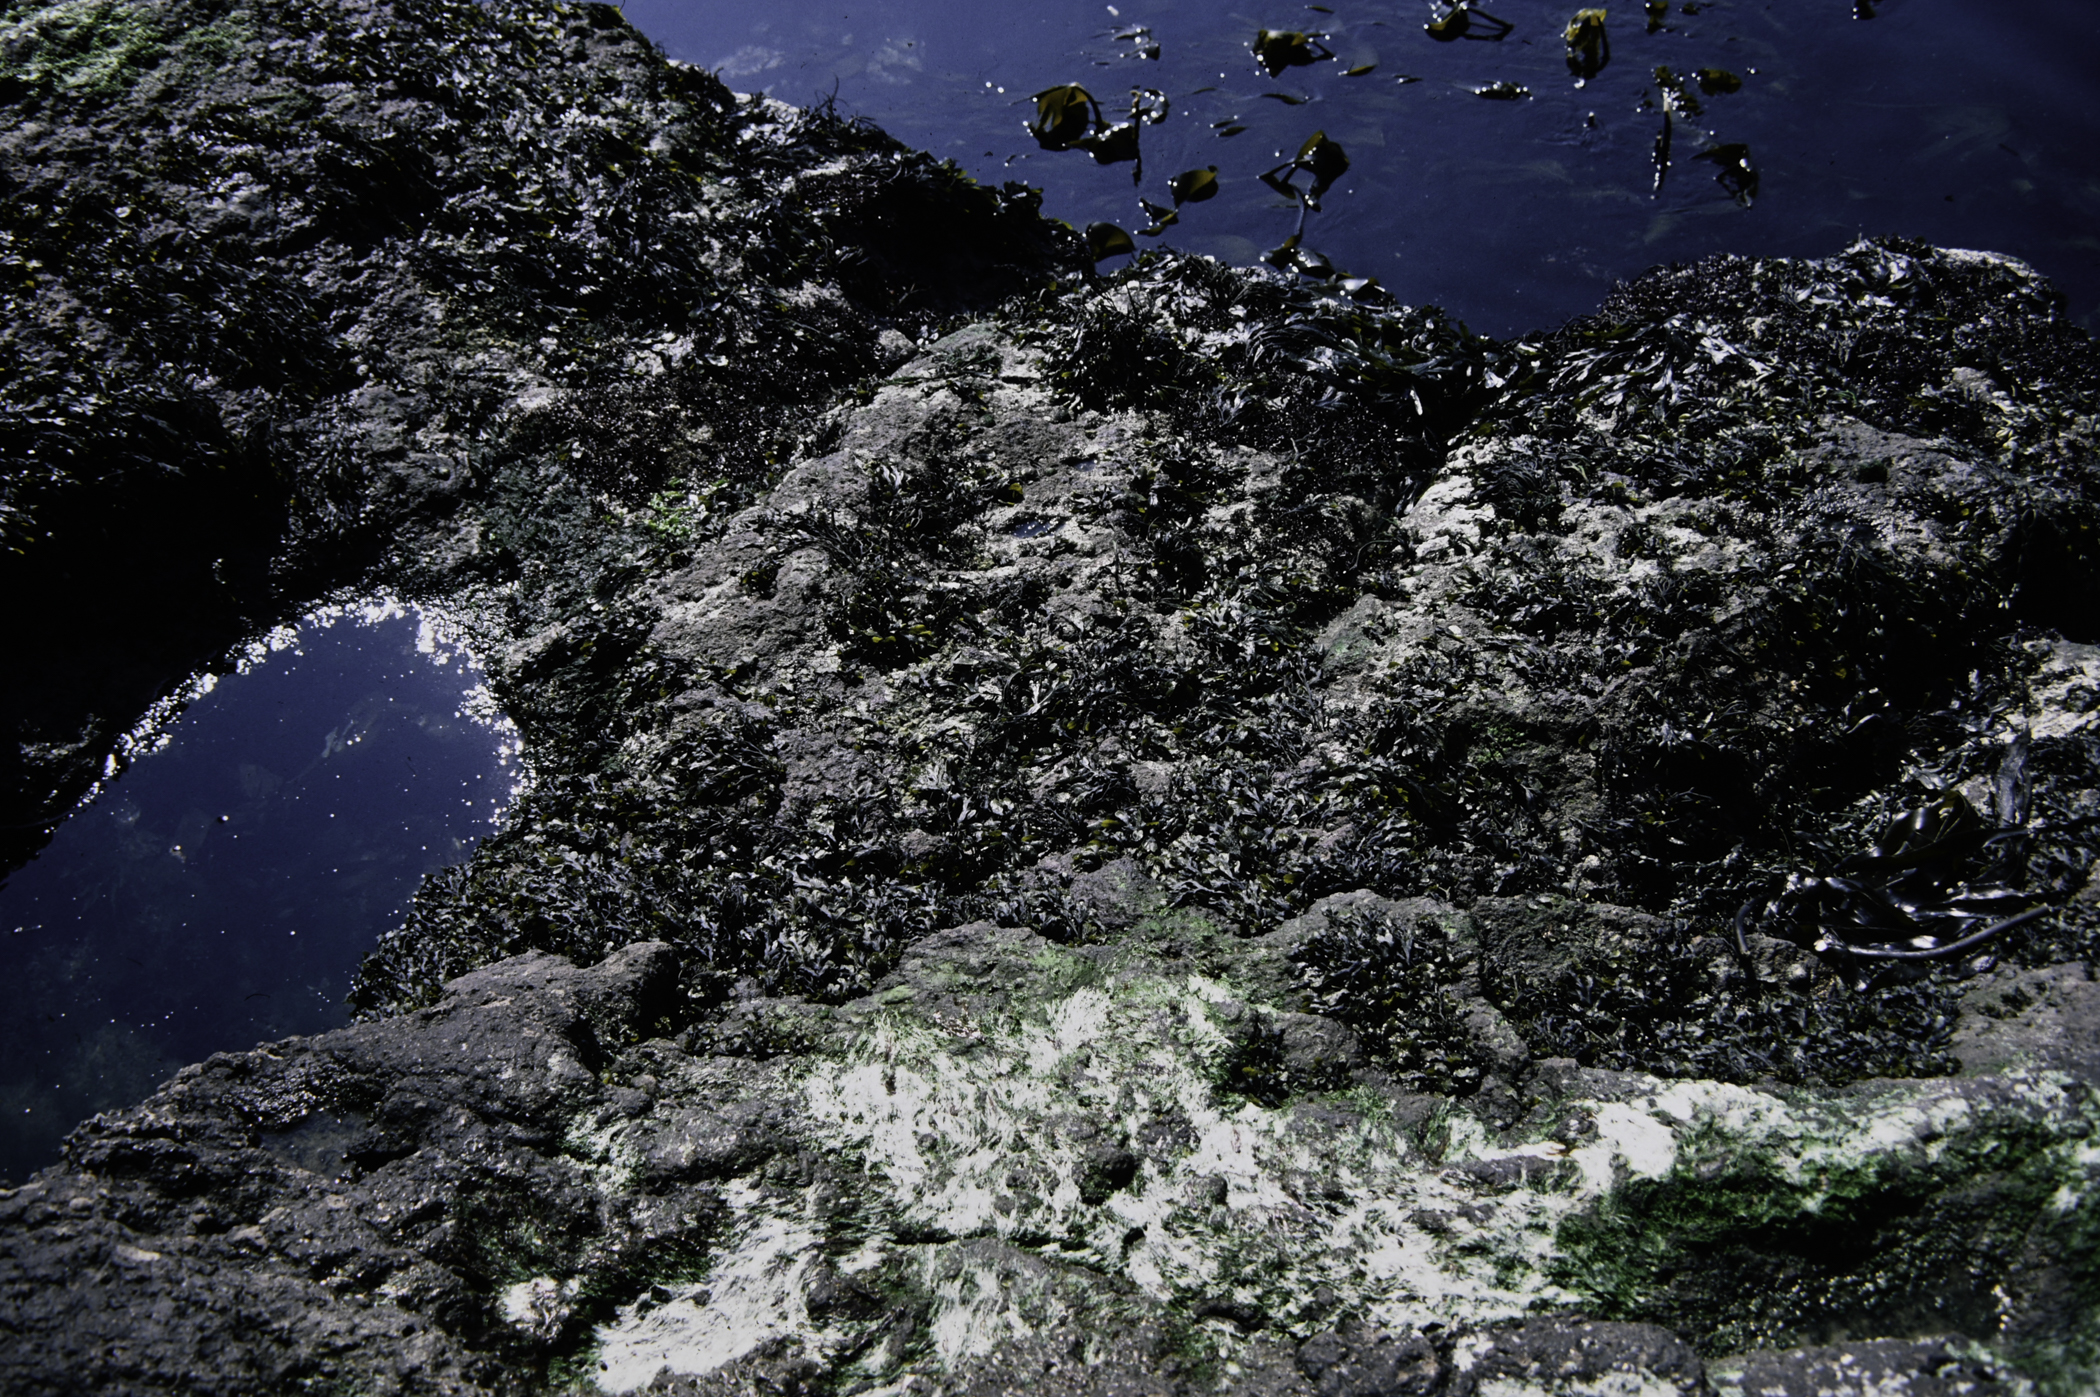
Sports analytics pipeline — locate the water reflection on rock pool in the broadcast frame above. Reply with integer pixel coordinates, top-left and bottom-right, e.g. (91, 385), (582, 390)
(0, 605), (519, 1182)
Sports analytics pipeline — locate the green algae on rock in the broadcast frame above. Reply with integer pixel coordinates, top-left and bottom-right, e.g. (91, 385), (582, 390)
(3, 0), (2100, 1392)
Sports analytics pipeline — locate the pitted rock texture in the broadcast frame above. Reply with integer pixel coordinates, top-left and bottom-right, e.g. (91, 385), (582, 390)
(5, 0), (2100, 1393)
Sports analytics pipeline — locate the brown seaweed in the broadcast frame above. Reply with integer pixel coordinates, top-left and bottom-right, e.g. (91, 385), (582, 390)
(1425, 2), (1514, 42)
(1252, 28), (1334, 76)
(1564, 8), (1609, 84)
(1695, 142), (1757, 205)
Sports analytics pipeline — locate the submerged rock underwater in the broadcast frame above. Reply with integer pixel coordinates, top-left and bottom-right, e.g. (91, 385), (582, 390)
(3, 0), (2099, 1393)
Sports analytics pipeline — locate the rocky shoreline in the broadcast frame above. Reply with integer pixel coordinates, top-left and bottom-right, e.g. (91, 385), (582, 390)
(4, 1), (2099, 1393)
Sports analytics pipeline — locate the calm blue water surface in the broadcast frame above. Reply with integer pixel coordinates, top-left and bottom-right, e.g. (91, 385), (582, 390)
(622, 0), (2100, 336)
(0, 608), (518, 1181)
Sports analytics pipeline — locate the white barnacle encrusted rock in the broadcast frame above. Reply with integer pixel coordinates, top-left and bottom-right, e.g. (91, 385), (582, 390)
(580, 928), (2100, 1391)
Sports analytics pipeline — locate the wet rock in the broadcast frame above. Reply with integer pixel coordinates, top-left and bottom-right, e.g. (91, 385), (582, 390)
(1444, 1319), (1704, 1396)
(1076, 1140), (1142, 1205)
(0, 943), (699, 1396)
(636, 1098), (794, 1186)
(1297, 1322), (1442, 1396)
(2, 926), (2094, 1391)
(1447, 1153), (1581, 1193)
(1709, 1336), (2026, 1397)
(1471, 896), (1663, 993)
(1951, 961), (2100, 1078)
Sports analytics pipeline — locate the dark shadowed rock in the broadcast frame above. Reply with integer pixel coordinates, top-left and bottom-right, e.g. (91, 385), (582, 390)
(1297, 1322), (1442, 1397)
(0, 943), (703, 1396)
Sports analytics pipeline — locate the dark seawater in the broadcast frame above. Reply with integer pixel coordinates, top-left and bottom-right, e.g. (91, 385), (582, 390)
(621, 0), (2100, 337)
(0, 606), (519, 1182)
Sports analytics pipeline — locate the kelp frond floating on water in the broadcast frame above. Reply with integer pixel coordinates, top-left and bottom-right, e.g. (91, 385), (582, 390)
(1030, 84), (1099, 150)
(1031, 83), (1167, 183)
(1252, 28), (1335, 76)
(1564, 8), (1609, 84)
(1261, 130), (1351, 212)
(1086, 221), (1136, 261)
(1168, 166), (1220, 205)
(1695, 141), (1757, 205)
(1425, 2), (1514, 42)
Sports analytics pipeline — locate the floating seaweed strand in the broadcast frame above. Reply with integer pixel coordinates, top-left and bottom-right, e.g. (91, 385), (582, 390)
(1648, 64), (1756, 204)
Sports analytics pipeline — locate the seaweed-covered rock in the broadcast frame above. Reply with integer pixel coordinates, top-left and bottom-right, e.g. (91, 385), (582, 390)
(4, 0), (2100, 1392)
(0, 0), (1073, 872)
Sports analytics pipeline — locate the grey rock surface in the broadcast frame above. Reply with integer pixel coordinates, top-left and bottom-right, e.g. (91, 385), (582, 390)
(5, 0), (2100, 1393)
(1710, 1337), (2030, 1397)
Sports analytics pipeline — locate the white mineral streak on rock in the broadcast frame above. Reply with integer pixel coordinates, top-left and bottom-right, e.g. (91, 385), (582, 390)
(583, 956), (2097, 1393)
(1580, 1102), (1678, 1185)
(2053, 1137), (2100, 1214)
(810, 978), (1667, 1335)
(593, 1180), (823, 1391)
(926, 1251), (1036, 1365)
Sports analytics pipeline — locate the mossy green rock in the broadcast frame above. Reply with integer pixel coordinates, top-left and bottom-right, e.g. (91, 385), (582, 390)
(4, 0), (2100, 1393)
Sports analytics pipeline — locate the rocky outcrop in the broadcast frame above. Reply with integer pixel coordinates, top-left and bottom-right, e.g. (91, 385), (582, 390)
(2, 929), (2088, 1395)
(5, 0), (2100, 1392)
(0, 0), (1071, 871)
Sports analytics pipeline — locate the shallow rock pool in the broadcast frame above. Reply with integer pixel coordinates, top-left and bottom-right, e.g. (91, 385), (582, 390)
(0, 604), (519, 1182)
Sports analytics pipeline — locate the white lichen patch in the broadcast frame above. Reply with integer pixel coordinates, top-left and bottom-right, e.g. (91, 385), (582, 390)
(917, 1242), (1093, 1367)
(578, 958), (2100, 1394)
(503, 1275), (580, 1340)
(559, 1109), (631, 1186)
(785, 971), (2100, 1358)
(593, 1181), (827, 1392)
(798, 980), (1660, 1336)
